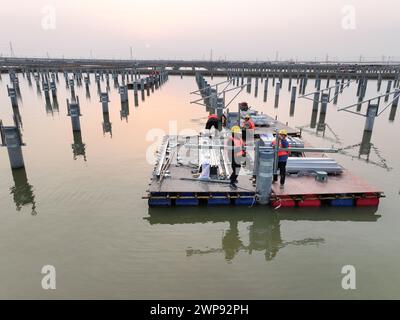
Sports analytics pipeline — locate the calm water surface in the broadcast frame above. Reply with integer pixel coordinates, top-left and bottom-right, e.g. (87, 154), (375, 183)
(0, 74), (399, 299)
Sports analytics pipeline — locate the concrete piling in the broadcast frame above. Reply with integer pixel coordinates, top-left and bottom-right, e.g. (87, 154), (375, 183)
(69, 78), (76, 101)
(289, 86), (297, 116)
(377, 74), (382, 91)
(274, 82), (280, 108)
(364, 100), (379, 132)
(385, 80), (392, 102)
(356, 94), (364, 112)
(359, 129), (373, 158)
(50, 80), (57, 97)
(102, 111), (112, 136)
(140, 79), (145, 100)
(7, 85), (18, 108)
(263, 77), (268, 102)
(298, 77), (303, 94)
(310, 107), (318, 129)
(333, 81), (339, 105)
(134, 92), (139, 107)
(42, 81), (50, 100)
(119, 85), (129, 103)
(146, 78), (150, 96)
(317, 93), (329, 133)
(216, 98), (224, 131)
(315, 77), (321, 91)
(302, 76), (308, 94)
(255, 147), (274, 205)
(0, 122), (25, 169)
(67, 97), (81, 132)
(340, 77), (345, 91)
(100, 92), (110, 113)
(121, 101), (130, 120)
(389, 89), (399, 121)
(361, 78), (368, 97)
(64, 72), (69, 88)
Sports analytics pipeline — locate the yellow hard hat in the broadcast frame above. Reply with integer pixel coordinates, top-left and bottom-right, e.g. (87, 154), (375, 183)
(279, 129), (288, 136)
(231, 125), (241, 133)
(244, 114), (251, 119)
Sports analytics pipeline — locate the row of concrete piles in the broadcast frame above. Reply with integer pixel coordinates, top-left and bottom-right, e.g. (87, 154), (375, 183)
(195, 69), (399, 204)
(0, 68), (169, 169)
(306, 72), (399, 160)
(195, 73), (225, 130)
(226, 68), (400, 126)
(226, 72), (303, 114)
(66, 67), (168, 142)
(2, 71), (26, 170)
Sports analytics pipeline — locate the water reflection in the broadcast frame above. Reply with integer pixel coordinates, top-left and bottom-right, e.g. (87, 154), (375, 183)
(339, 128), (391, 170)
(52, 95), (59, 113)
(359, 130), (373, 158)
(389, 102), (398, 122)
(71, 130), (87, 161)
(9, 168), (37, 215)
(145, 207), (379, 262)
(120, 101), (130, 122)
(310, 107), (318, 129)
(45, 96), (53, 115)
(12, 106), (23, 129)
(102, 112), (112, 137)
(85, 84), (91, 100)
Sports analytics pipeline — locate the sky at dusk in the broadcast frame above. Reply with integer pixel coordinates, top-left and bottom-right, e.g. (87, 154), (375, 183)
(0, 0), (399, 61)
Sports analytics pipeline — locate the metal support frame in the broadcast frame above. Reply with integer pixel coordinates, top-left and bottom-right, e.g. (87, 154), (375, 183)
(299, 79), (354, 103)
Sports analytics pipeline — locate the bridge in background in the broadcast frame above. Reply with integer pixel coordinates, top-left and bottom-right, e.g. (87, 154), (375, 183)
(1, 57), (400, 79)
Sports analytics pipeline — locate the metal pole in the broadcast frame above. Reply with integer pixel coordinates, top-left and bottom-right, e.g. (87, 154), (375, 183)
(290, 86), (297, 116)
(364, 101), (379, 132)
(273, 129), (280, 177)
(389, 88), (399, 121)
(256, 148), (274, 205)
(274, 83), (280, 108)
(263, 76), (268, 102)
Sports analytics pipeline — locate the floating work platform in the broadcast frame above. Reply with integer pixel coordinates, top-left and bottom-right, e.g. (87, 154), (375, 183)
(145, 130), (384, 208)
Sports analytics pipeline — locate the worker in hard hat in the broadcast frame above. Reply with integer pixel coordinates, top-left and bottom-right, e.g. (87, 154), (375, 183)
(241, 114), (255, 142)
(271, 129), (290, 189)
(228, 125), (245, 189)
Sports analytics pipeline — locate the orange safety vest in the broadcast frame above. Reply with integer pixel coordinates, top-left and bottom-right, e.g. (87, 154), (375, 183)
(228, 136), (245, 157)
(208, 114), (218, 120)
(243, 119), (255, 130)
(271, 140), (290, 157)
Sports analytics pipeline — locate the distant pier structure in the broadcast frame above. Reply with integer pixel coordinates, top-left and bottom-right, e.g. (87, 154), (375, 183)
(1, 57), (400, 80)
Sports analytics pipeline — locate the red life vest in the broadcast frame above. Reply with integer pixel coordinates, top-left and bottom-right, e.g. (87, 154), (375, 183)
(271, 140), (290, 157)
(243, 119), (255, 129)
(228, 136), (245, 157)
(208, 114), (218, 120)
